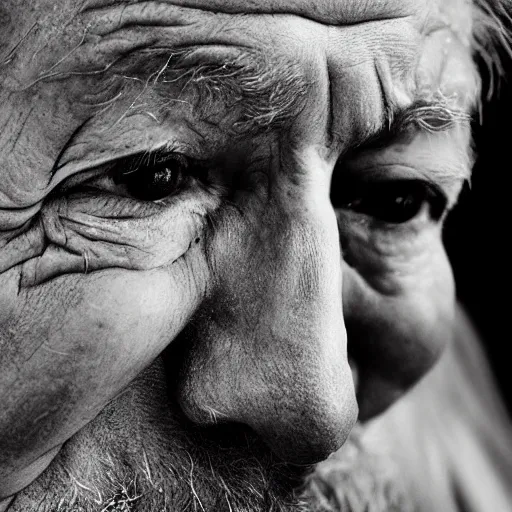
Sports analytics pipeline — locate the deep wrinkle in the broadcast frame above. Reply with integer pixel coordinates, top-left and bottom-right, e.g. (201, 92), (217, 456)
(79, 0), (419, 27)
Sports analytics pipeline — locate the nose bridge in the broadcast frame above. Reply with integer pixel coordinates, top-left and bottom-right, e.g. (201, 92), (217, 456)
(257, 201), (343, 337)
(252, 150), (342, 305)
(214, 177), (345, 341)
(211, 154), (344, 331)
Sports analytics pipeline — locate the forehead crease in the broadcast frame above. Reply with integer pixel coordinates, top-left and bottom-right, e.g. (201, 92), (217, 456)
(4, 0), (473, 85)
(0, 5), (236, 89)
(82, 0), (429, 25)
(324, 18), (421, 147)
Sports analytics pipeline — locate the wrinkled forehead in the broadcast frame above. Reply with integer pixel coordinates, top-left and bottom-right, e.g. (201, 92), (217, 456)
(0, 0), (477, 87)
(0, 0), (481, 162)
(0, 0), (480, 205)
(0, 0), (475, 52)
(0, 0), (479, 150)
(0, 0), (474, 22)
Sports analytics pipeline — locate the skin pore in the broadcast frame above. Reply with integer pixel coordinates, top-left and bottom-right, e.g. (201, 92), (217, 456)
(0, 0), (490, 510)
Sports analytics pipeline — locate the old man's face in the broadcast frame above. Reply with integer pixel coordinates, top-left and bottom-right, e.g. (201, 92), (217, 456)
(0, 0), (479, 509)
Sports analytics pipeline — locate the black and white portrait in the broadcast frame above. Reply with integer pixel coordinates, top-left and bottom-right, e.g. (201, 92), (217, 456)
(1, 1), (511, 510)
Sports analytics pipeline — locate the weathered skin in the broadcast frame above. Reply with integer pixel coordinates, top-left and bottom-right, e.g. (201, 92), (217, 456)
(0, 0), (483, 510)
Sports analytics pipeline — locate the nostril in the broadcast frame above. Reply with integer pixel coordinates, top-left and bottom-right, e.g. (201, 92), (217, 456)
(183, 366), (359, 465)
(179, 400), (357, 465)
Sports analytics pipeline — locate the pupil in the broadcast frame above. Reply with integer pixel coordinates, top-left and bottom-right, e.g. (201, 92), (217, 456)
(394, 193), (416, 210)
(332, 178), (447, 223)
(379, 189), (422, 223)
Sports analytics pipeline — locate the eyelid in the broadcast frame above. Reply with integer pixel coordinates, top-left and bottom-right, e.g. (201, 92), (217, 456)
(335, 161), (448, 195)
(341, 157), (460, 211)
(115, 142), (208, 170)
(350, 174), (448, 203)
(115, 149), (191, 175)
(55, 142), (207, 194)
(341, 126), (471, 204)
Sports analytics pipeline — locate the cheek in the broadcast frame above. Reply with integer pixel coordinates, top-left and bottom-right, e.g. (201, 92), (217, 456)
(1, 258), (208, 410)
(0, 239), (209, 463)
(345, 236), (456, 356)
(57, 271), (183, 364)
(342, 239), (456, 419)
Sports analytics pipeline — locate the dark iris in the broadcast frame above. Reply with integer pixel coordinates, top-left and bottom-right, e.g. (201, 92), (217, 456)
(331, 179), (447, 224)
(114, 153), (190, 201)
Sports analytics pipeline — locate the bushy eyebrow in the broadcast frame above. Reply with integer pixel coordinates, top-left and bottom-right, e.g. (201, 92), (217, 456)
(114, 48), (310, 134)
(395, 101), (472, 133)
(354, 99), (473, 151)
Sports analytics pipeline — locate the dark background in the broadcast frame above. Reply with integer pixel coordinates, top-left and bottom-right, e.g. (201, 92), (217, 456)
(444, 64), (511, 413)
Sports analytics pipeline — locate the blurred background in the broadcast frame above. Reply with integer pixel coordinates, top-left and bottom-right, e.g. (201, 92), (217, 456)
(444, 63), (511, 414)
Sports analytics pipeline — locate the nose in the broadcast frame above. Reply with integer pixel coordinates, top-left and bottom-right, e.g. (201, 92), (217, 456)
(176, 190), (358, 465)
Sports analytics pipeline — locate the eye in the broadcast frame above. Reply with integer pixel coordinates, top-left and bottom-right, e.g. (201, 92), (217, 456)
(331, 179), (447, 224)
(113, 152), (193, 201)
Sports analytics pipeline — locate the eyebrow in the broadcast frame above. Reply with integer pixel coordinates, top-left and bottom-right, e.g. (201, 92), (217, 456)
(355, 99), (473, 151)
(114, 48), (310, 134)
